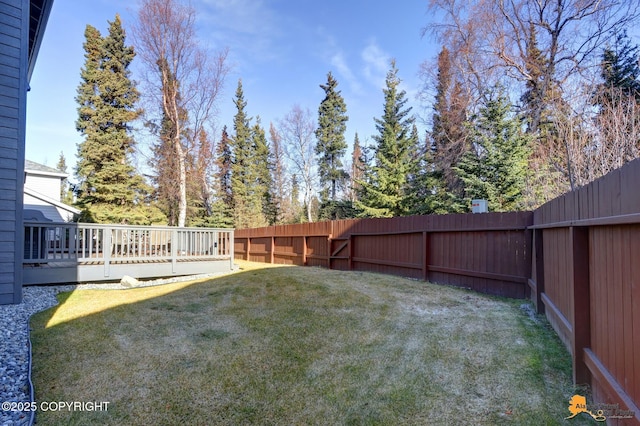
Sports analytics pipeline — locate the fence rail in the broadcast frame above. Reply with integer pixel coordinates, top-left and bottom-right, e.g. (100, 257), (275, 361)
(23, 222), (234, 284)
(235, 212), (533, 299)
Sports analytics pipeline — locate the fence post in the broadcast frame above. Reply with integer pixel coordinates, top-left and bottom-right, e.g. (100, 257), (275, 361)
(270, 236), (275, 264)
(348, 234), (354, 271)
(302, 236), (307, 266)
(571, 226), (591, 385)
(327, 235), (332, 269)
(246, 237), (251, 261)
(533, 228), (545, 314)
(422, 231), (429, 282)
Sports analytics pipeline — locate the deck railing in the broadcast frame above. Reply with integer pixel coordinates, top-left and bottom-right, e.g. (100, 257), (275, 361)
(24, 221), (234, 268)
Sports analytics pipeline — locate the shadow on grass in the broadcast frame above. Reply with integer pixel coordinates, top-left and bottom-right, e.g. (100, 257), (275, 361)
(29, 263), (588, 426)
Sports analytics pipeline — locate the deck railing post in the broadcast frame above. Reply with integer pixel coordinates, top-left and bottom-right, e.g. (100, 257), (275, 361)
(171, 228), (178, 273)
(104, 226), (111, 277)
(229, 230), (234, 270)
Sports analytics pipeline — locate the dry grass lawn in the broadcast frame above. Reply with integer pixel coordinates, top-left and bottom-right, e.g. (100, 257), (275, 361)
(30, 261), (584, 425)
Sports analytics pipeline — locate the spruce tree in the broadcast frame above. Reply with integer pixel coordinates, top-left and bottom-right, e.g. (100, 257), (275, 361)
(520, 23), (552, 135)
(252, 118), (276, 225)
(430, 46), (469, 210)
(188, 128), (216, 227)
(75, 15), (162, 224)
(403, 124), (426, 214)
(455, 90), (531, 212)
(409, 130), (454, 215)
(315, 72), (349, 202)
(207, 126), (234, 227)
(356, 61), (419, 218)
(215, 127), (233, 207)
(56, 152), (74, 206)
(348, 133), (363, 203)
(230, 80), (266, 228)
(150, 110), (181, 225)
(596, 30), (640, 105)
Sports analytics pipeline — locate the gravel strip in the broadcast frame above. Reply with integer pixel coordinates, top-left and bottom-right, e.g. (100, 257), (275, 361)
(1, 285), (72, 426)
(0, 271), (234, 426)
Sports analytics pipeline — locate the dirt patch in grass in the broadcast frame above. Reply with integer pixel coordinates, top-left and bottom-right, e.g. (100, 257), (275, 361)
(30, 261), (581, 425)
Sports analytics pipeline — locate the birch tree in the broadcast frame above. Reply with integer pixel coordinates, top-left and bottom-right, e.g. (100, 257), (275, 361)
(279, 105), (317, 223)
(133, 0), (228, 227)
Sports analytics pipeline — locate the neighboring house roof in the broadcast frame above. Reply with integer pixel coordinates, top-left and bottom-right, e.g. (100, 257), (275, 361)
(23, 187), (80, 216)
(25, 159), (67, 178)
(24, 159), (80, 221)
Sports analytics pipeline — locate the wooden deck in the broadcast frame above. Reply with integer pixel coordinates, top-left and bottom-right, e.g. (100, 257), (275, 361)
(23, 222), (234, 285)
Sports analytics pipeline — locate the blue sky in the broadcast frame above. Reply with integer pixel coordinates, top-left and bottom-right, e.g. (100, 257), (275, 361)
(26, 0), (438, 174)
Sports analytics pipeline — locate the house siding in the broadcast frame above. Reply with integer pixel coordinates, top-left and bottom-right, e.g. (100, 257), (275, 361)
(0, 0), (27, 304)
(25, 173), (60, 199)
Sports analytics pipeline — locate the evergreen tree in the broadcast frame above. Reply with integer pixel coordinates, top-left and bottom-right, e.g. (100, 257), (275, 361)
(56, 152), (75, 206)
(596, 30), (640, 106)
(75, 15), (163, 224)
(590, 30), (640, 172)
(230, 80), (266, 228)
(188, 128), (217, 227)
(430, 46), (469, 209)
(149, 109), (181, 225)
(349, 133), (363, 200)
(315, 72), (349, 202)
(403, 124), (426, 213)
(208, 126), (234, 227)
(356, 61), (419, 218)
(408, 130), (453, 215)
(455, 90), (531, 212)
(252, 118), (276, 225)
(215, 126), (233, 206)
(520, 23), (553, 135)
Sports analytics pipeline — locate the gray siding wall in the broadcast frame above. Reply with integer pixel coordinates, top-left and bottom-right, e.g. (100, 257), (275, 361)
(0, 0), (27, 304)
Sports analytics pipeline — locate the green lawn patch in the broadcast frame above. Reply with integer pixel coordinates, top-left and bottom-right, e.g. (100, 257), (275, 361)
(30, 261), (584, 425)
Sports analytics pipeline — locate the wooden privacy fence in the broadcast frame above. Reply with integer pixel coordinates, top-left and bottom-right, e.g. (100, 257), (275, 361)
(235, 159), (640, 423)
(529, 158), (640, 424)
(235, 212), (533, 299)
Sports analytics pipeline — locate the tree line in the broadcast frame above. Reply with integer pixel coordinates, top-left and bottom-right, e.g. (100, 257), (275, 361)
(66, 0), (640, 227)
